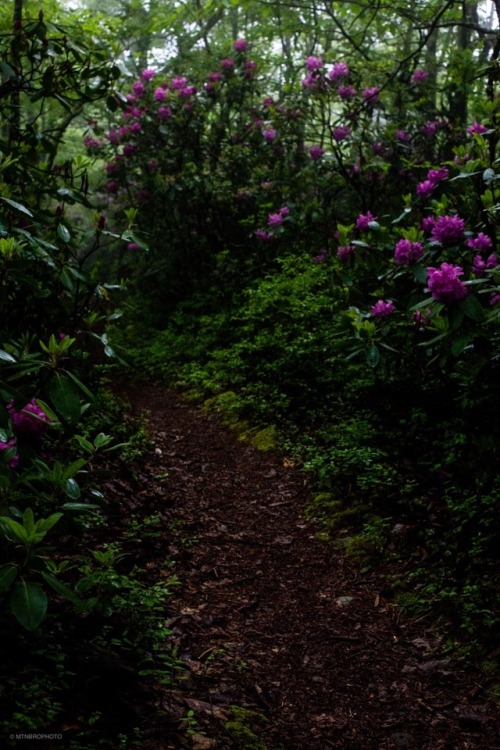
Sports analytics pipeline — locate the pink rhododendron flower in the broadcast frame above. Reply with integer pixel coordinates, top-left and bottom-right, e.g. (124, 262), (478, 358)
(337, 85), (356, 99)
(127, 242), (140, 251)
(0, 438), (19, 468)
(421, 216), (436, 236)
(244, 60), (257, 77)
(467, 122), (489, 136)
(106, 180), (118, 193)
(337, 245), (354, 261)
(157, 106), (172, 119)
(309, 145), (324, 161)
(413, 308), (431, 326)
(107, 129), (121, 145)
(490, 294), (500, 305)
(430, 215), (465, 245)
(427, 263), (468, 302)
(394, 239), (424, 265)
(306, 55), (324, 71)
(411, 69), (429, 84)
(416, 180), (436, 198)
(233, 39), (249, 52)
(472, 253), (498, 276)
(329, 62), (349, 83)
(129, 121), (142, 134)
(313, 248), (327, 264)
(333, 125), (351, 142)
(262, 128), (277, 142)
(467, 233), (493, 251)
(154, 87), (166, 101)
(371, 300), (395, 317)
(396, 130), (410, 142)
(83, 135), (104, 149)
(356, 211), (377, 231)
(141, 68), (156, 81)
(420, 120), (439, 137)
(178, 85), (197, 98)
(255, 229), (274, 241)
(268, 213), (284, 227)
(363, 87), (380, 103)
(427, 167), (448, 183)
(301, 74), (321, 89)
(132, 81), (145, 97)
(221, 58), (235, 70)
(208, 72), (223, 83)
(8, 400), (51, 438)
(171, 76), (188, 89)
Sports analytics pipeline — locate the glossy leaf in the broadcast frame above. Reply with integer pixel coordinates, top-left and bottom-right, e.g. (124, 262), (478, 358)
(10, 580), (48, 631)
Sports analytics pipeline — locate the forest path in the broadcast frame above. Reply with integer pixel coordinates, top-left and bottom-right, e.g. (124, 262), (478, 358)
(121, 383), (499, 750)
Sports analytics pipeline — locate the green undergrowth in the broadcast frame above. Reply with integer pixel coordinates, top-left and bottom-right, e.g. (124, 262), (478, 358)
(224, 706), (277, 750)
(108, 252), (500, 661)
(0, 388), (184, 749)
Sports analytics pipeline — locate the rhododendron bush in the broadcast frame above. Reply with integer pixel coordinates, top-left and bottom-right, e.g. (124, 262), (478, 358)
(96, 40), (500, 373)
(100, 40), (500, 641)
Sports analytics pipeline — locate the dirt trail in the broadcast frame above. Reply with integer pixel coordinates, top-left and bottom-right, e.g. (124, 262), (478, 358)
(122, 384), (500, 750)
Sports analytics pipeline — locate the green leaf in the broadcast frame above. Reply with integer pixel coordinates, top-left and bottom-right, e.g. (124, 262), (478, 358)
(451, 333), (471, 356)
(10, 579), (48, 630)
(459, 293), (484, 322)
(64, 370), (95, 401)
(0, 197), (34, 217)
(41, 572), (87, 612)
(64, 478), (81, 500)
(22, 508), (35, 537)
(0, 516), (29, 544)
(0, 62), (16, 78)
(366, 345), (380, 368)
(47, 373), (81, 422)
(0, 349), (16, 363)
(0, 564), (17, 591)
(75, 435), (94, 453)
(61, 502), (100, 513)
(57, 224), (71, 243)
(36, 512), (63, 534)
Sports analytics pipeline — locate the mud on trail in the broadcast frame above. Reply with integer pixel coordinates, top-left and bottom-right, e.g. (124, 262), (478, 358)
(115, 384), (500, 750)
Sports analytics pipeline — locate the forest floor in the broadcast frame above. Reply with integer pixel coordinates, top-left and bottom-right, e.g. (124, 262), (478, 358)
(108, 383), (500, 750)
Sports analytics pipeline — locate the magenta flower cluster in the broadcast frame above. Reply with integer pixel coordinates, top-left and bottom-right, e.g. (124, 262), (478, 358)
(0, 438), (19, 468)
(472, 253), (498, 276)
(467, 122), (489, 136)
(356, 211), (377, 231)
(8, 399), (51, 438)
(416, 167), (448, 198)
(430, 215), (465, 245)
(268, 205), (290, 227)
(426, 263), (468, 303)
(309, 145), (324, 161)
(333, 125), (351, 142)
(329, 62), (349, 83)
(394, 239), (424, 265)
(371, 300), (395, 317)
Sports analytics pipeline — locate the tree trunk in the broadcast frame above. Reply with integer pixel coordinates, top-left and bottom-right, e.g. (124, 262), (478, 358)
(9, 0), (23, 147)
